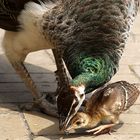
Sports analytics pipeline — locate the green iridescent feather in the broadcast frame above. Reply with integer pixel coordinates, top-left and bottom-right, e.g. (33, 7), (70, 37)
(42, 0), (139, 93)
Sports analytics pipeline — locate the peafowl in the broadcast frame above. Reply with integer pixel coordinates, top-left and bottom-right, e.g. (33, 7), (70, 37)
(0, 0), (139, 129)
(65, 81), (140, 135)
(57, 0), (139, 129)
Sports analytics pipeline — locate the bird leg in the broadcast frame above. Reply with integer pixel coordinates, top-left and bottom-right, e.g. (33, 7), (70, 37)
(9, 60), (58, 117)
(86, 123), (116, 135)
(52, 49), (70, 91)
(3, 31), (58, 117)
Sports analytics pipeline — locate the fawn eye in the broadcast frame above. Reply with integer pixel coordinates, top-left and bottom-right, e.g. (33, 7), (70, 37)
(76, 121), (81, 126)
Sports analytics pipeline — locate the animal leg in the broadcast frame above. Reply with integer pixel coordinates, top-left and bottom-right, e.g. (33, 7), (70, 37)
(52, 49), (69, 91)
(3, 31), (58, 117)
(86, 123), (116, 135)
(10, 60), (58, 117)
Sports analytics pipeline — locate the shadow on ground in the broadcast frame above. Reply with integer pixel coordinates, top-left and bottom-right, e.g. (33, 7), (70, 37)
(0, 53), (57, 103)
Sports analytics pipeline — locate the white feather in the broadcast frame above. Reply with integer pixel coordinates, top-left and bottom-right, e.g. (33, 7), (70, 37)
(3, 2), (56, 62)
(18, 2), (48, 31)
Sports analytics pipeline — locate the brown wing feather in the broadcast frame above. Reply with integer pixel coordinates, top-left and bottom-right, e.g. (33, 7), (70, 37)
(119, 81), (140, 111)
(85, 87), (106, 112)
(86, 81), (140, 115)
(101, 81), (140, 113)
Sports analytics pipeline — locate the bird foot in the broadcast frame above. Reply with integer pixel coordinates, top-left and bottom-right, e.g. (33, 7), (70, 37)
(19, 103), (37, 111)
(19, 94), (58, 118)
(43, 91), (57, 104)
(39, 97), (58, 118)
(86, 124), (116, 135)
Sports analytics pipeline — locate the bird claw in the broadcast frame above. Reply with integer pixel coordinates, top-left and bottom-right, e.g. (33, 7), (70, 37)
(19, 103), (37, 111)
(39, 97), (59, 117)
(86, 124), (116, 135)
(19, 94), (58, 118)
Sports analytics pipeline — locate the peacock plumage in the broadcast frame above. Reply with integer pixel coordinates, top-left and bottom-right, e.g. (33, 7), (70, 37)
(48, 0), (139, 128)
(0, 0), (139, 129)
(0, 0), (47, 31)
(44, 0), (139, 92)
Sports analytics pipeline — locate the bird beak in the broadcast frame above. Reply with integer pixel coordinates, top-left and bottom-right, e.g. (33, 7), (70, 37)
(58, 97), (77, 130)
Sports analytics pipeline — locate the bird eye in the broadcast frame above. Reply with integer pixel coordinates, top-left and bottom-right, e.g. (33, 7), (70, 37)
(76, 121), (81, 126)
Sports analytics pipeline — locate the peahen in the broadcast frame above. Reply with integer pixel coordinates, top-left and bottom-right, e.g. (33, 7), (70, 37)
(0, 0), (139, 129)
(57, 0), (139, 129)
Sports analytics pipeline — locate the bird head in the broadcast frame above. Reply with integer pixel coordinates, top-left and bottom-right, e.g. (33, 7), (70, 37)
(57, 85), (86, 131)
(65, 112), (90, 132)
